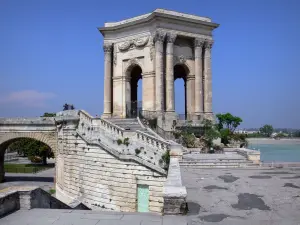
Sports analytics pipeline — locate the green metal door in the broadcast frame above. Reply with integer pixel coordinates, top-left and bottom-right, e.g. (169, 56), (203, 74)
(137, 184), (149, 212)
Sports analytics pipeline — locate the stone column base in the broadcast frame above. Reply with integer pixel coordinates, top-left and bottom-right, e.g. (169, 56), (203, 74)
(157, 112), (177, 132)
(203, 112), (214, 120)
(193, 113), (204, 121)
(101, 113), (112, 119)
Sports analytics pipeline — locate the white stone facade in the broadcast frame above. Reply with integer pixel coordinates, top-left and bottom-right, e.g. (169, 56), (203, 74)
(55, 110), (169, 213)
(99, 9), (219, 119)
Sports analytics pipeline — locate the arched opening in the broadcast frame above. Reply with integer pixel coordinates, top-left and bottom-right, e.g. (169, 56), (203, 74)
(126, 65), (143, 118)
(174, 64), (189, 119)
(0, 137), (54, 183)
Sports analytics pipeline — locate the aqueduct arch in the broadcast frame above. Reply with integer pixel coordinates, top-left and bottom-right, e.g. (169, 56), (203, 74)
(0, 118), (57, 182)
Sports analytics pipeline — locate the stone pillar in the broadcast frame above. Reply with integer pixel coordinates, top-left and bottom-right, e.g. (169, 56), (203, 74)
(102, 42), (113, 118)
(166, 33), (177, 112)
(204, 40), (214, 116)
(186, 75), (195, 120)
(194, 38), (205, 118)
(0, 151), (4, 183)
(154, 30), (166, 113)
(125, 77), (131, 118)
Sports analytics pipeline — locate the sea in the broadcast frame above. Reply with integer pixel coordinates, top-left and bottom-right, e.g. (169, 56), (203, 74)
(248, 139), (300, 163)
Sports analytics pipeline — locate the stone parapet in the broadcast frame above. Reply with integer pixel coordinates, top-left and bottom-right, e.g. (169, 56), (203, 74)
(235, 148), (261, 164)
(0, 186), (89, 218)
(163, 145), (187, 215)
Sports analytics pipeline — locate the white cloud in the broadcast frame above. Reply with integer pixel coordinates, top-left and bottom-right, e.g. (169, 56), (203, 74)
(0, 90), (56, 107)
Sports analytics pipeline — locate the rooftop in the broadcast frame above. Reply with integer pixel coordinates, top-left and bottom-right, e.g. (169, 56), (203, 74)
(104, 9), (212, 28)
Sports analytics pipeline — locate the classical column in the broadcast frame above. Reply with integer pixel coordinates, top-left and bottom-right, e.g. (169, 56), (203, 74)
(194, 38), (205, 116)
(204, 40), (214, 115)
(102, 42), (113, 118)
(186, 75), (195, 120)
(166, 32), (177, 112)
(154, 31), (166, 112)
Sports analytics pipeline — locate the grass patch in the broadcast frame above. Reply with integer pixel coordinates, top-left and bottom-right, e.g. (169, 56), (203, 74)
(4, 163), (54, 173)
(49, 188), (56, 195)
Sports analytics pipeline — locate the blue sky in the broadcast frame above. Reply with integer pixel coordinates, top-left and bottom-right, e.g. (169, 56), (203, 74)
(0, 0), (299, 128)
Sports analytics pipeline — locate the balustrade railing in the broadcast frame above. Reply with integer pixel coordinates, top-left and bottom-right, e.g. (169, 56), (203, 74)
(136, 130), (170, 152)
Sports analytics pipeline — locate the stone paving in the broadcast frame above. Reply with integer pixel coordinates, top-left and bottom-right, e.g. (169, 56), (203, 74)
(1, 167), (300, 224)
(0, 168), (54, 192)
(0, 209), (187, 225)
(181, 167), (300, 224)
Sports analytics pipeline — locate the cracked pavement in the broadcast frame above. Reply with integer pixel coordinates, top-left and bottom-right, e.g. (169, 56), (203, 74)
(181, 167), (300, 224)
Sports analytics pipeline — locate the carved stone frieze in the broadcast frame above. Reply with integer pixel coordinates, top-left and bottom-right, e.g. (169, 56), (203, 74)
(103, 43), (113, 53)
(118, 36), (150, 51)
(194, 38), (205, 48)
(174, 55), (194, 64)
(134, 36), (149, 47)
(118, 41), (131, 51)
(166, 32), (177, 43)
(153, 30), (166, 43)
(204, 39), (214, 49)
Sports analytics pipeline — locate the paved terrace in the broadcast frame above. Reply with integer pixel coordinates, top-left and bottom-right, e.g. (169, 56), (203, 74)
(0, 209), (187, 225)
(1, 167), (300, 224)
(182, 167), (300, 224)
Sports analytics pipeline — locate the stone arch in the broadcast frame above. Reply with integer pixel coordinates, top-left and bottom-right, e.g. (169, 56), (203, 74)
(0, 131), (57, 182)
(174, 63), (190, 79)
(0, 132), (57, 154)
(125, 59), (144, 79)
(173, 63), (190, 119)
(125, 62), (143, 118)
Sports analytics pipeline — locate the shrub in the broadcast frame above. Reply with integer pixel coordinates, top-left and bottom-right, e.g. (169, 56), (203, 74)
(49, 189), (56, 195)
(160, 150), (170, 170)
(29, 156), (42, 163)
(117, 139), (123, 145)
(135, 148), (141, 155)
(123, 137), (130, 146)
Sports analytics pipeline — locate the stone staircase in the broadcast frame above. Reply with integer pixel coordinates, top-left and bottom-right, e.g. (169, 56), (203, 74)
(108, 118), (142, 132)
(180, 152), (256, 168)
(108, 118), (159, 137)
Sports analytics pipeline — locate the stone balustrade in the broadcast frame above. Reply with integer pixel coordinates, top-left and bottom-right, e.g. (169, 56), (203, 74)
(75, 110), (168, 173)
(135, 130), (170, 152)
(163, 144), (187, 214)
(234, 148), (261, 164)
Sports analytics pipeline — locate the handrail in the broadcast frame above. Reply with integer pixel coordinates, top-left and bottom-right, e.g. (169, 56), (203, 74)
(136, 130), (170, 151)
(77, 130), (166, 175)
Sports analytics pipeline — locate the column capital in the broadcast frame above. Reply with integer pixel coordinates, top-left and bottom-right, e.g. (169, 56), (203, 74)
(204, 39), (214, 50)
(103, 42), (113, 53)
(194, 38), (205, 48)
(166, 32), (177, 43)
(153, 30), (166, 43)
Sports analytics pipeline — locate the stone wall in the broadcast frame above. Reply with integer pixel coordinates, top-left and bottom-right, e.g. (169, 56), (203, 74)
(0, 186), (89, 218)
(163, 145), (187, 215)
(55, 113), (167, 213)
(0, 191), (19, 218)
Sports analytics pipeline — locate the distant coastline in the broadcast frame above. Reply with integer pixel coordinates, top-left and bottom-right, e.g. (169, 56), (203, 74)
(247, 138), (300, 145)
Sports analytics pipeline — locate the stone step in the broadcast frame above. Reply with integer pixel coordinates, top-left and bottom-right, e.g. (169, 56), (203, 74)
(180, 164), (256, 168)
(109, 118), (139, 123)
(180, 159), (249, 163)
(179, 162), (252, 166)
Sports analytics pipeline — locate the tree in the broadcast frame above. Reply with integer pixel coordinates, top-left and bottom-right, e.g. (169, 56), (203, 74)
(201, 119), (220, 150)
(8, 138), (54, 164)
(41, 112), (56, 117)
(63, 103), (75, 111)
(216, 113), (243, 145)
(216, 113), (243, 133)
(259, 124), (274, 137)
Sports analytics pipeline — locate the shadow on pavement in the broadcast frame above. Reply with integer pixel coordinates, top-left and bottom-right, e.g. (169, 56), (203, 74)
(4, 176), (53, 182)
(187, 202), (201, 215)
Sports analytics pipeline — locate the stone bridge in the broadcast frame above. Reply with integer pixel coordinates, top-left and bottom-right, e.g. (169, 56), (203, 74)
(0, 117), (57, 182)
